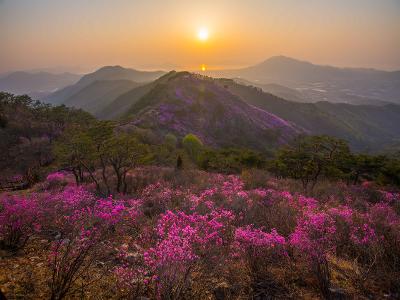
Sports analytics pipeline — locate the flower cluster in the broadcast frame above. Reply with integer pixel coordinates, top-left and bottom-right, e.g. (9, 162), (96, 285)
(290, 211), (336, 262)
(145, 209), (234, 270)
(0, 194), (40, 250)
(234, 225), (286, 259)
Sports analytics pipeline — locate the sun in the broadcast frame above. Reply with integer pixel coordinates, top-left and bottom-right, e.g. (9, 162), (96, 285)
(197, 27), (209, 41)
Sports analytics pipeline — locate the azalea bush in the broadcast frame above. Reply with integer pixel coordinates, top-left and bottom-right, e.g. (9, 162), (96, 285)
(143, 209), (235, 299)
(233, 225), (287, 284)
(0, 194), (40, 251)
(47, 195), (140, 300)
(290, 211), (336, 297)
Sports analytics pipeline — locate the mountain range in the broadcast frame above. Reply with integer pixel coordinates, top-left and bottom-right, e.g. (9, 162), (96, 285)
(3, 56), (399, 106)
(1, 57), (400, 152)
(211, 56), (400, 105)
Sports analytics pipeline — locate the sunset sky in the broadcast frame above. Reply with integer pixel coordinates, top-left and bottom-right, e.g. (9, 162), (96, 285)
(1, 0), (399, 73)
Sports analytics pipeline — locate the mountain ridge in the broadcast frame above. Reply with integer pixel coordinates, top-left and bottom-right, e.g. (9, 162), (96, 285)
(209, 56), (400, 105)
(116, 71), (303, 150)
(44, 66), (166, 105)
(62, 79), (142, 116)
(216, 77), (400, 151)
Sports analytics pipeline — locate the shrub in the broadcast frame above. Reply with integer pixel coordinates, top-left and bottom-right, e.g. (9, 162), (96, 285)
(290, 211), (336, 298)
(182, 133), (203, 163)
(144, 209), (234, 299)
(0, 194), (40, 252)
(48, 196), (130, 300)
(233, 226), (286, 279)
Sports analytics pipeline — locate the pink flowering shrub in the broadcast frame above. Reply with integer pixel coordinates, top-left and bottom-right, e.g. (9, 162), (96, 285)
(94, 197), (126, 226)
(234, 225), (287, 282)
(48, 195), (133, 300)
(380, 191), (400, 204)
(143, 209), (234, 298)
(221, 175), (245, 199)
(290, 211), (337, 261)
(0, 194), (40, 251)
(327, 205), (379, 248)
(234, 226), (286, 257)
(45, 171), (70, 190)
(290, 211), (336, 297)
(187, 187), (218, 212)
(37, 185), (96, 234)
(350, 223), (377, 245)
(366, 202), (400, 285)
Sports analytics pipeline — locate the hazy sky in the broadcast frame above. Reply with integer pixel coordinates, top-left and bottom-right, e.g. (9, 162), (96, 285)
(1, 0), (399, 73)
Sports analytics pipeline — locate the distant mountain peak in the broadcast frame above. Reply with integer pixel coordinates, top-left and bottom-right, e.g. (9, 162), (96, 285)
(265, 55), (304, 62)
(256, 56), (314, 68)
(97, 65), (126, 71)
(44, 66), (166, 105)
(72, 66), (166, 88)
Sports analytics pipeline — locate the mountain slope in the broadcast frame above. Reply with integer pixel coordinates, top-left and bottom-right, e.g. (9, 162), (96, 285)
(0, 71), (80, 99)
(234, 77), (389, 106)
(233, 78), (308, 103)
(62, 80), (142, 116)
(113, 72), (302, 150)
(217, 78), (400, 151)
(45, 66), (166, 105)
(97, 81), (159, 120)
(75, 66), (165, 86)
